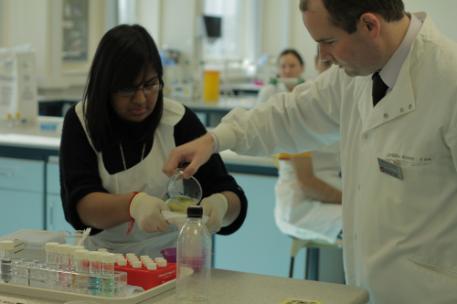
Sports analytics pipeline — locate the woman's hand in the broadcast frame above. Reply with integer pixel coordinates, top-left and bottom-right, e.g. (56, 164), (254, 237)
(129, 192), (170, 232)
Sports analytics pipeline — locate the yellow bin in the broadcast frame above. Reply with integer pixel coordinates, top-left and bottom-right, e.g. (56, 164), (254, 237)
(203, 70), (220, 103)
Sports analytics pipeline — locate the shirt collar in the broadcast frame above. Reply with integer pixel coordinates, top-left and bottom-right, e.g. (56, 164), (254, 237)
(379, 13), (423, 89)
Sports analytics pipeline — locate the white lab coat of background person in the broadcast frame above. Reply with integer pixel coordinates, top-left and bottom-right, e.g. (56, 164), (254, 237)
(275, 145), (342, 243)
(212, 13), (457, 303)
(257, 78), (304, 105)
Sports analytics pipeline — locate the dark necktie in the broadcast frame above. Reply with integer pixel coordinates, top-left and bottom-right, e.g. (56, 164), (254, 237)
(372, 72), (388, 106)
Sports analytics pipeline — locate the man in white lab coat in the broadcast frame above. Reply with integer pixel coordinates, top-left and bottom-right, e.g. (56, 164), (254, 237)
(164, 0), (457, 303)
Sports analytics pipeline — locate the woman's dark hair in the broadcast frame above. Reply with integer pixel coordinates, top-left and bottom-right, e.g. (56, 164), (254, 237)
(299, 0), (405, 34)
(82, 24), (164, 151)
(278, 48), (305, 67)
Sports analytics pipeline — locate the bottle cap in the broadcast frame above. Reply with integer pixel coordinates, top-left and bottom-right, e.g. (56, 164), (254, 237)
(187, 206), (203, 218)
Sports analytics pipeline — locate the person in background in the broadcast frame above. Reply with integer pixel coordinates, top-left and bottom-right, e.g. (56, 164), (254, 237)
(275, 52), (341, 244)
(59, 24), (247, 256)
(163, 0), (457, 302)
(257, 48), (305, 104)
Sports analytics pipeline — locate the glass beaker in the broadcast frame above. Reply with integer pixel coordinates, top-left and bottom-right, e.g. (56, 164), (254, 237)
(166, 171), (202, 214)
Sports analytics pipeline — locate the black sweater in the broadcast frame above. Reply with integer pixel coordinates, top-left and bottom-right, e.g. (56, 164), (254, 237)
(59, 104), (247, 235)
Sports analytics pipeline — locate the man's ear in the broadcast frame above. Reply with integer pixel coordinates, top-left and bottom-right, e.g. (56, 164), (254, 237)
(359, 13), (381, 36)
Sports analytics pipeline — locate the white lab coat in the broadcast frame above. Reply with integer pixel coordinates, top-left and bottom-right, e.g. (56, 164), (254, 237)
(257, 82), (289, 104)
(275, 145), (342, 243)
(214, 13), (457, 303)
(260, 79), (343, 243)
(74, 99), (185, 257)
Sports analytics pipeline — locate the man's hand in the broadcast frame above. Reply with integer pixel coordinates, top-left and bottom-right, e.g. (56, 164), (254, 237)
(163, 133), (215, 178)
(129, 192), (170, 232)
(200, 193), (229, 233)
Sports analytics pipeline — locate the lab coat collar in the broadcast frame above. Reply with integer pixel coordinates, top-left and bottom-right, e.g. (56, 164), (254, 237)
(358, 51), (416, 133)
(356, 14), (431, 133)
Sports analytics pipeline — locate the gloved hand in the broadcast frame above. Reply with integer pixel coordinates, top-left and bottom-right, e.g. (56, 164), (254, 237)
(200, 193), (228, 233)
(129, 192), (170, 233)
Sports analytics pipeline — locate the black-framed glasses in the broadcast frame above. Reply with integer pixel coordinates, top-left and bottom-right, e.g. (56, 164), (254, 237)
(116, 81), (163, 98)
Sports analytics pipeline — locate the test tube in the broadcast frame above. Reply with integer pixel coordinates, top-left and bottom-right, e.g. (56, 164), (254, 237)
(0, 240), (15, 283)
(58, 244), (73, 290)
(100, 252), (116, 296)
(44, 242), (59, 269)
(88, 251), (103, 295)
(74, 249), (90, 293)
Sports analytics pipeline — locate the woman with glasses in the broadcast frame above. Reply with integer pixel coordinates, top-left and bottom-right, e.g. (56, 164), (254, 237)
(59, 24), (247, 256)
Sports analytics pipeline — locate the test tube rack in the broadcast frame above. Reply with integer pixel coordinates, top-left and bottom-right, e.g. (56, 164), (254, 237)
(115, 262), (176, 291)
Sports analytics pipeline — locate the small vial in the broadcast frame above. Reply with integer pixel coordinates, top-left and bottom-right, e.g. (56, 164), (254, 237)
(145, 261), (157, 270)
(115, 254), (127, 267)
(125, 253), (136, 259)
(130, 260), (142, 269)
(155, 257), (167, 267)
(100, 252), (116, 296)
(57, 244), (72, 290)
(74, 249), (90, 293)
(88, 251), (103, 295)
(0, 240), (15, 283)
(126, 253), (140, 266)
(140, 255), (152, 264)
(44, 242), (59, 269)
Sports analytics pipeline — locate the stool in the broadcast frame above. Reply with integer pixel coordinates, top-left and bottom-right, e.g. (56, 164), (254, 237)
(288, 237), (342, 280)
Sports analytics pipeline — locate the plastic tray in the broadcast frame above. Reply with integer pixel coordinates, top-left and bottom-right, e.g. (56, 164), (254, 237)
(0, 279), (175, 304)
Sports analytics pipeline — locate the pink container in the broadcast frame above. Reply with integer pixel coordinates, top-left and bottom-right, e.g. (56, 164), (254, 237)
(160, 247), (177, 263)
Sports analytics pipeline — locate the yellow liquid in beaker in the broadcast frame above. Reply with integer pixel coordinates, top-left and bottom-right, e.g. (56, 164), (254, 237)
(166, 196), (197, 213)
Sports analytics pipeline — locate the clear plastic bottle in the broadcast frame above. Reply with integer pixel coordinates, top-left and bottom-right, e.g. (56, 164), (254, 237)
(176, 206), (211, 304)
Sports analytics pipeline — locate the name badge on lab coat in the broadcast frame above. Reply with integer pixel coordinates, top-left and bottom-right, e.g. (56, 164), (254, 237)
(378, 158), (403, 180)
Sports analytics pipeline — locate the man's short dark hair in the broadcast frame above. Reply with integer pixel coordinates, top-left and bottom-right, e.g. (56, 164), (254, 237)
(299, 0), (405, 33)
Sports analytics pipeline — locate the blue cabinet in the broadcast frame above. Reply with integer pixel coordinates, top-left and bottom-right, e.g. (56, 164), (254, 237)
(0, 157), (45, 236)
(214, 173), (307, 278)
(214, 172), (344, 282)
(46, 159), (74, 232)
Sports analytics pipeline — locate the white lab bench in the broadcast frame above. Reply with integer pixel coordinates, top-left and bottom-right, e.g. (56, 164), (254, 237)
(0, 269), (368, 304)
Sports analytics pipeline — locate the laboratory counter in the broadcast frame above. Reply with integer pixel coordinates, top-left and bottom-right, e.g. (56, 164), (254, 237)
(0, 116), (276, 176)
(38, 95), (258, 128)
(0, 269), (369, 304)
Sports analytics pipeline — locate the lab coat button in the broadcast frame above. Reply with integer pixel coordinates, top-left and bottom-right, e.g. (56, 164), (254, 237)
(400, 107), (404, 113)
(383, 113), (389, 119)
(408, 104), (413, 109)
(363, 134), (368, 140)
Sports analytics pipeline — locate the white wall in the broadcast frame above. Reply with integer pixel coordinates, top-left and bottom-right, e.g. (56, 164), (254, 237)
(404, 0), (457, 41)
(2, 0), (457, 90)
(160, 0), (201, 61)
(261, 0), (318, 79)
(280, 0), (457, 79)
(0, 0), (108, 89)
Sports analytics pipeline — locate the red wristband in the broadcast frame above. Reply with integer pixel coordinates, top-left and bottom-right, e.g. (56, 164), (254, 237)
(127, 192), (139, 235)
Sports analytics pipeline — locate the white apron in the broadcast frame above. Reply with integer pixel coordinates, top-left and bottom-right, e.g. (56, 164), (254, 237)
(75, 99), (185, 257)
(275, 143), (342, 243)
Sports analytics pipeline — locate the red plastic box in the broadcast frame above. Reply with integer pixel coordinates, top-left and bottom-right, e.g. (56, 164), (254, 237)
(114, 263), (176, 290)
